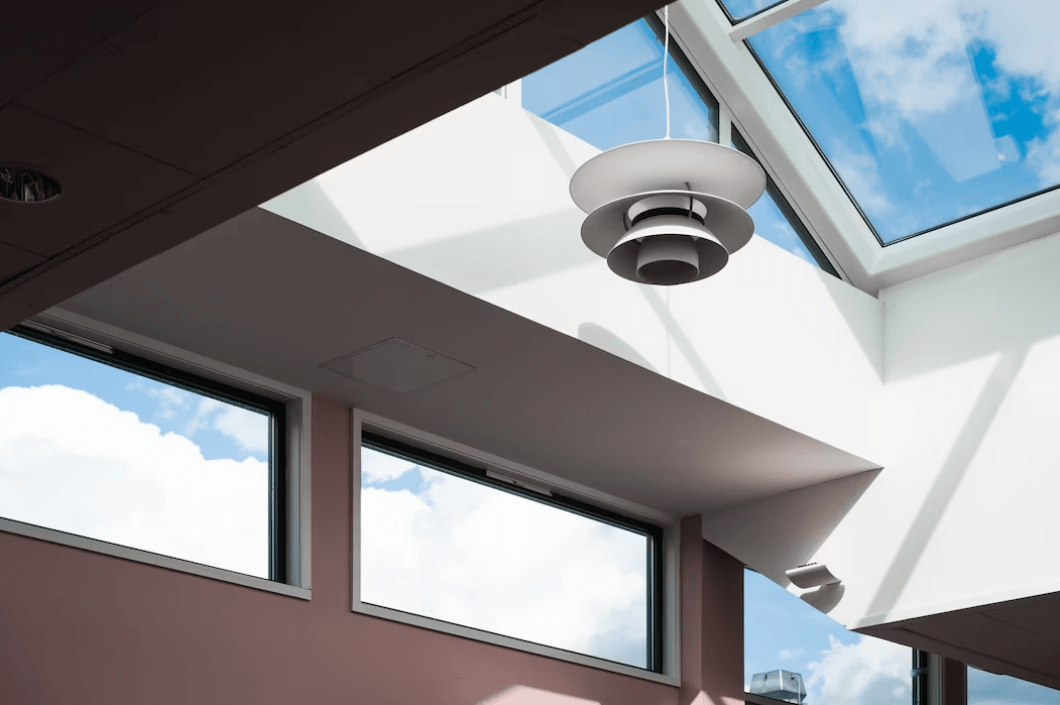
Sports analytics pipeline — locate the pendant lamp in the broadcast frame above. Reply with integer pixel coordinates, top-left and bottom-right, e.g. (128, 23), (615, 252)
(569, 138), (766, 286)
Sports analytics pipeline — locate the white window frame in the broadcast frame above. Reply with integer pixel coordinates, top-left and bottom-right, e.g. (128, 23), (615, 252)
(351, 408), (680, 685)
(0, 306), (312, 600)
(668, 0), (1060, 294)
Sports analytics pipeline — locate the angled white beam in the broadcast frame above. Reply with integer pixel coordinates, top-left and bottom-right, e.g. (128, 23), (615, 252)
(728, 0), (832, 41)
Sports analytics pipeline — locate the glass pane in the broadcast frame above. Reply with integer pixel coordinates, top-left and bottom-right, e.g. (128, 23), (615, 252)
(750, 0), (1060, 244)
(731, 132), (834, 271)
(0, 332), (271, 578)
(745, 569), (911, 704)
(969, 666), (1060, 705)
(522, 18), (718, 150)
(749, 189), (819, 265)
(360, 444), (650, 668)
(720, 0), (788, 22)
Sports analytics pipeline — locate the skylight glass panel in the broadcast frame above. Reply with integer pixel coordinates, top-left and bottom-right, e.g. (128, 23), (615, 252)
(522, 18), (718, 150)
(718, 0), (788, 22)
(749, 0), (1060, 244)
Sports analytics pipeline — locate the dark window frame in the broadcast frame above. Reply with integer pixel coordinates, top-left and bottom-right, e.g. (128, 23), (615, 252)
(361, 430), (666, 673)
(4, 324), (290, 583)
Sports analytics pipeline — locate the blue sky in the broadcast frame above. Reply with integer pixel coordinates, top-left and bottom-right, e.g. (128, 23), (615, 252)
(0, 332), (267, 463)
(0, 331), (270, 577)
(750, 0), (1060, 243)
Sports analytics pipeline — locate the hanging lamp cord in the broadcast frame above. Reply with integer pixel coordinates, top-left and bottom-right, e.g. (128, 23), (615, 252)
(663, 4), (672, 139)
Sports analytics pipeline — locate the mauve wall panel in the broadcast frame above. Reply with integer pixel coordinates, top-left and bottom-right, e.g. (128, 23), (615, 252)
(0, 396), (682, 705)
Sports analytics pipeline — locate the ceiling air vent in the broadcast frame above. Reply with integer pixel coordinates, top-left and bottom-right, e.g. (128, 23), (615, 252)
(0, 165), (62, 203)
(320, 338), (474, 394)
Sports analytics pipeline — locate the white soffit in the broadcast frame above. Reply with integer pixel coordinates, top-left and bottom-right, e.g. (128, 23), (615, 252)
(669, 0), (1060, 295)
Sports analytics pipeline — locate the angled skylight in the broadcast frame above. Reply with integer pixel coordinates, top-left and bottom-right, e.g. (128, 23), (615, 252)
(519, 17), (832, 270)
(747, 0), (1060, 244)
(522, 18), (718, 149)
(717, 0), (788, 21)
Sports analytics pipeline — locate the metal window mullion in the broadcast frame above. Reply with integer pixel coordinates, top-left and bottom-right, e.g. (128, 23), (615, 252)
(718, 105), (733, 147)
(728, 0), (834, 41)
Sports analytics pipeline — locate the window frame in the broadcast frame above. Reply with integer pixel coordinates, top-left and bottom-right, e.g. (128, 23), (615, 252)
(0, 309), (312, 599)
(351, 408), (679, 685)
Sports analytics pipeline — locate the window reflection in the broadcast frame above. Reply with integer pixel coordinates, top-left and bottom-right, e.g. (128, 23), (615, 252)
(0, 330), (272, 578)
(745, 569), (911, 705)
(360, 443), (652, 668)
(969, 666), (1060, 705)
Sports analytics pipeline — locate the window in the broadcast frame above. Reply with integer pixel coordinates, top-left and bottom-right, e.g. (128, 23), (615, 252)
(747, 0), (1060, 244)
(519, 14), (836, 274)
(745, 568), (911, 704)
(969, 666), (1060, 705)
(0, 323), (289, 583)
(732, 129), (840, 275)
(355, 429), (664, 674)
(716, 0), (789, 23)
(522, 17), (719, 150)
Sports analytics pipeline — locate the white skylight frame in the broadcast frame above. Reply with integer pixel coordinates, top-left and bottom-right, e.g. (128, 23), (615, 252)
(668, 0), (1060, 294)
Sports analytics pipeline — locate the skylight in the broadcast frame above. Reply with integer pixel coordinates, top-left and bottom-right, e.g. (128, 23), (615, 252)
(522, 18), (718, 150)
(746, 0), (1060, 244)
(717, 0), (788, 22)
(519, 17), (831, 269)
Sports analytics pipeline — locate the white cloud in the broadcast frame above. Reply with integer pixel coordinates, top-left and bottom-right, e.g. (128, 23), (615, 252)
(184, 396), (269, 456)
(1026, 108), (1060, 186)
(805, 634), (911, 705)
(212, 405), (269, 454)
(779, 647), (806, 662)
(0, 385), (268, 578)
(359, 448), (647, 664)
(146, 384), (193, 419)
(821, 0), (1060, 186)
(361, 449), (418, 483)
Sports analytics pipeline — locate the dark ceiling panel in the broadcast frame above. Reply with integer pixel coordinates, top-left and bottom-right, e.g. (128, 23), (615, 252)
(0, 106), (197, 258)
(0, 0), (158, 106)
(0, 0), (664, 331)
(861, 591), (1060, 692)
(19, 0), (542, 177)
(0, 244), (44, 285)
(987, 597), (1060, 641)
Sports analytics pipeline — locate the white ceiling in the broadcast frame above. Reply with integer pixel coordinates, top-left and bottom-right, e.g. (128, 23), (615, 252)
(56, 207), (879, 521)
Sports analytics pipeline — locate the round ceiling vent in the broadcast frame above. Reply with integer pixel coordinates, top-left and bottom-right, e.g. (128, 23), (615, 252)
(569, 140), (765, 286)
(0, 165), (62, 204)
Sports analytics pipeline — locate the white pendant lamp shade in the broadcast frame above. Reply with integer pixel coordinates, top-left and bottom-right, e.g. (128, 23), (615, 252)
(569, 139), (766, 285)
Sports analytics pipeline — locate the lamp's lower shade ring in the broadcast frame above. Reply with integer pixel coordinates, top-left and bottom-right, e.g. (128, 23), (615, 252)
(607, 219), (729, 285)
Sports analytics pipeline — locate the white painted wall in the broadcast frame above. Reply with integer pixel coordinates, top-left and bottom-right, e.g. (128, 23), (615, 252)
(829, 232), (1060, 628)
(264, 92), (1060, 630)
(263, 94), (883, 464)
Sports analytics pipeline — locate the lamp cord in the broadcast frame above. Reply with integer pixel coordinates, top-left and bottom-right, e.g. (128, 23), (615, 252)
(663, 4), (671, 140)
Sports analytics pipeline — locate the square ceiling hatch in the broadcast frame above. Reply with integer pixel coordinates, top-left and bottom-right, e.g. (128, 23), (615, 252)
(320, 338), (474, 394)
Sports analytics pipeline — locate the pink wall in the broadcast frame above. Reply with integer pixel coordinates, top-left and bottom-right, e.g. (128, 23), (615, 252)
(679, 516), (744, 705)
(0, 396), (742, 705)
